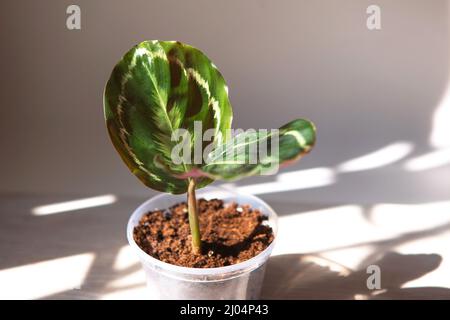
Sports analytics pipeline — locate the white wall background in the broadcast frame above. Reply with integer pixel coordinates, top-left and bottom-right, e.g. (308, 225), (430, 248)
(1, 0), (449, 204)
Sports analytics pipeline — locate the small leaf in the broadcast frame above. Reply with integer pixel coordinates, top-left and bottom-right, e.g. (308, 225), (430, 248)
(199, 119), (316, 180)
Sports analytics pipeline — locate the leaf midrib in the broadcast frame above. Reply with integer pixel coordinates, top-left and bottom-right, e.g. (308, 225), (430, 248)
(146, 58), (190, 176)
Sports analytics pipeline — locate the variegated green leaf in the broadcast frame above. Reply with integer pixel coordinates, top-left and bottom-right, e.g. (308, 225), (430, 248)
(198, 119), (316, 180)
(104, 40), (233, 194)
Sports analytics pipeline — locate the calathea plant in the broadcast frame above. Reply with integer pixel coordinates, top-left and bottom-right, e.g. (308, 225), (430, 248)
(104, 40), (316, 254)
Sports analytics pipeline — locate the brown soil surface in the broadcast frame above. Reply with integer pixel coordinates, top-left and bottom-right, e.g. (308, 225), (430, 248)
(133, 198), (274, 268)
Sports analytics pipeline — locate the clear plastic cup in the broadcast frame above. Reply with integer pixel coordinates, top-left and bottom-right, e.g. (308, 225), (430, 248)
(127, 186), (278, 300)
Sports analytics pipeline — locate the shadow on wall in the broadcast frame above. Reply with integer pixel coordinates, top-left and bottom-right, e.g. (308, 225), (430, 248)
(261, 252), (450, 299)
(0, 0), (449, 199)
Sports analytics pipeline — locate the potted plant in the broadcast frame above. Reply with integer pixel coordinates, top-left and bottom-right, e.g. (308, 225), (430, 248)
(104, 40), (316, 299)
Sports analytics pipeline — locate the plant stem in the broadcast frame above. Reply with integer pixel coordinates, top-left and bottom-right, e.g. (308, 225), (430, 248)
(188, 178), (202, 254)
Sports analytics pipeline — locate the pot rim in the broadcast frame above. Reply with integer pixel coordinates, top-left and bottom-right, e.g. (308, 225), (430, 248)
(127, 186), (278, 277)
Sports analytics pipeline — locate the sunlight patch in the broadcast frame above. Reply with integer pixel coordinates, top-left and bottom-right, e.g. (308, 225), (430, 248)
(404, 149), (450, 171)
(32, 194), (117, 216)
(236, 167), (336, 195)
(337, 142), (413, 173)
(0, 253), (94, 299)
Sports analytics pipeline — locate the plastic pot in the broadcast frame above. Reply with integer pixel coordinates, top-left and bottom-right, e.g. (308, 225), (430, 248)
(127, 186), (278, 300)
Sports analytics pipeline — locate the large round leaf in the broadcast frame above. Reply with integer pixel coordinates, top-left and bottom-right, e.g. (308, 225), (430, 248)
(104, 41), (233, 194)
